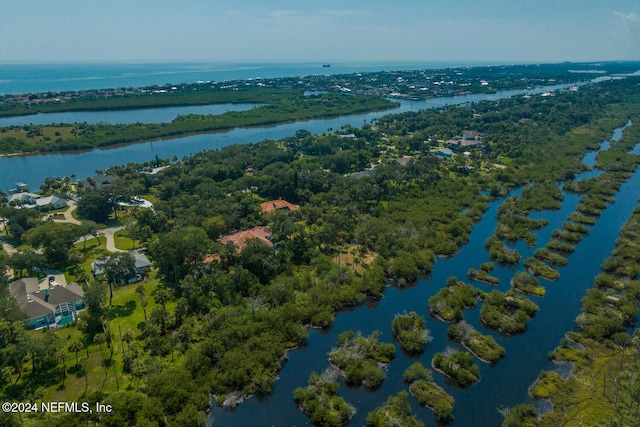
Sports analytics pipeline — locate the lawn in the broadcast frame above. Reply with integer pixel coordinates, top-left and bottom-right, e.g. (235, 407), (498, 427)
(26, 273), (176, 407)
(114, 230), (136, 250)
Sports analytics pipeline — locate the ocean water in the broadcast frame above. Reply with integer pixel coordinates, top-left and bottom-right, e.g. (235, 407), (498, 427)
(0, 61), (494, 96)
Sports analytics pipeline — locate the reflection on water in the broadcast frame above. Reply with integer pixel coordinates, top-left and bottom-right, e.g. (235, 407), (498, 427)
(0, 103), (260, 127)
(210, 124), (640, 427)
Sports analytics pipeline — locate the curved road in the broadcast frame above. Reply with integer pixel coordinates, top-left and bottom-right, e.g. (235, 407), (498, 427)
(45, 200), (82, 225)
(100, 227), (125, 253)
(44, 201), (127, 253)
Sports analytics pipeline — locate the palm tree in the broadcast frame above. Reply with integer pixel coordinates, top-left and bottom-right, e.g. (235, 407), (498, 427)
(94, 333), (107, 372)
(67, 340), (84, 366)
(152, 287), (172, 332)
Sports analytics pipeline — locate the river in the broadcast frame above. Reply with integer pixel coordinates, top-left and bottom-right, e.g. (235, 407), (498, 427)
(208, 123), (640, 426)
(1, 69), (635, 425)
(0, 103), (260, 127)
(0, 82), (586, 193)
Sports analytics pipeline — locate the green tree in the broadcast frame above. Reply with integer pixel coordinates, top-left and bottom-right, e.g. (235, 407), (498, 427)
(94, 253), (137, 306)
(77, 190), (112, 222)
(67, 339), (84, 366)
(149, 226), (209, 287)
(22, 222), (85, 265)
(7, 250), (46, 278)
(202, 215), (226, 240)
(82, 280), (108, 335)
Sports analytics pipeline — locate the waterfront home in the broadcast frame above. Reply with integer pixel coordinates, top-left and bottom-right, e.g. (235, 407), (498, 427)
(77, 175), (116, 192)
(35, 195), (67, 210)
(9, 275), (84, 329)
(8, 192), (41, 207)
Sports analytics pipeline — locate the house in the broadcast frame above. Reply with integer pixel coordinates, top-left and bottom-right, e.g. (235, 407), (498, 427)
(444, 131), (484, 148)
(15, 182), (30, 192)
(460, 131), (484, 147)
(91, 252), (150, 279)
(35, 195), (67, 211)
(9, 275), (84, 329)
(260, 198), (299, 214)
(145, 165), (170, 178)
(8, 192), (41, 206)
(396, 155), (414, 166)
(445, 139), (460, 147)
(460, 139), (483, 148)
(94, 175), (116, 187)
(220, 226), (273, 252)
(77, 175), (116, 192)
(202, 254), (222, 264)
(432, 148), (454, 158)
(131, 253), (152, 274)
(349, 170), (375, 179)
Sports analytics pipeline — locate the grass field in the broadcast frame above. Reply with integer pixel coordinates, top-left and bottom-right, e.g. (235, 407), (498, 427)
(22, 274), (171, 407)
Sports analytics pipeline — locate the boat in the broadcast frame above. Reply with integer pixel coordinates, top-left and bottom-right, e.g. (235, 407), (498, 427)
(322, 64), (331, 68)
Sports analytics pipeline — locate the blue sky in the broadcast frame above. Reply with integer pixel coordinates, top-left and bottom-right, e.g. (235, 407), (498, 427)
(1, 0), (639, 63)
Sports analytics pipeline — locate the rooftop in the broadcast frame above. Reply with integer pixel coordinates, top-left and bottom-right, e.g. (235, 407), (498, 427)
(220, 226), (273, 252)
(9, 275), (83, 320)
(260, 198), (299, 213)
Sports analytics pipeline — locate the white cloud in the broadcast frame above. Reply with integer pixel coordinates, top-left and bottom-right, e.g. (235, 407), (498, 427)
(613, 11), (640, 24)
(316, 9), (371, 19)
(269, 9), (301, 19)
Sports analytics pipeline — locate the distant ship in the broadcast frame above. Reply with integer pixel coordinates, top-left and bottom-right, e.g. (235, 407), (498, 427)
(322, 64), (331, 68)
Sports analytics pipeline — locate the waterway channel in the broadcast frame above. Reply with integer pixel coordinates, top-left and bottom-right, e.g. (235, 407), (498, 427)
(0, 71), (635, 425)
(0, 81), (589, 192)
(209, 123), (640, 426)
(0, 103), (260, 127)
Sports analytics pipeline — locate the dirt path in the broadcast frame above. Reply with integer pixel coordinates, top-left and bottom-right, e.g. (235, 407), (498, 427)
(0, 221), (16, 255)
(1, 242), (16, 255)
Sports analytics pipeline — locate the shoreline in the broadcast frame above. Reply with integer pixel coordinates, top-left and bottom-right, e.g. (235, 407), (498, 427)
(431, 359), (480, 388)
(0, 104), (398, 158)
(459, 340), (496, 365)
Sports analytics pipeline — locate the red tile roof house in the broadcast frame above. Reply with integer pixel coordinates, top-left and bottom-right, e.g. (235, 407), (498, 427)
(202, 226), (274, 263)
(260, 198), (299, 214)
(219, 226), (273, 252)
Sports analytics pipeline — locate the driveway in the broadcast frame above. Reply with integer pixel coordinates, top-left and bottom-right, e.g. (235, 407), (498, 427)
(100, 226), (125, 253)
(45, 200), (82, 225)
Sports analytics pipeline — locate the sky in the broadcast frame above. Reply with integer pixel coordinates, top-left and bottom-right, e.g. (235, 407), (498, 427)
(1, 0), (639, 64)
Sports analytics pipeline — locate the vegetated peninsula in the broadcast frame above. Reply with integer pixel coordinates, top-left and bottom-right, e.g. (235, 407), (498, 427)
(0, 89), (397, 155)
(0, 61), (637, 156)
(1, 70), (640, 427)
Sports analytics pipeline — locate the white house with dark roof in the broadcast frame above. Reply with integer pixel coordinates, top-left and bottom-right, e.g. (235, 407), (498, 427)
(91, 252), (151, 279)
(8, 192), (41, 206)
(35, 195), (67, 210)
(431, 147), (454, 158)
(9, 274), (84, 329)
(7, 193), (67, 210)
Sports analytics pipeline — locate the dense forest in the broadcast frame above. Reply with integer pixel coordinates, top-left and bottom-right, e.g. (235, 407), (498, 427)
(1, 74), (640, 426)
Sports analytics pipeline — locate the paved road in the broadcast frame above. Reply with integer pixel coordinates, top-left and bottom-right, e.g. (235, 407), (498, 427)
(41, 201), (125, 253)
(45, 200), (82, 225)
(100, 227), (125, 253)
(76, 226), (125, 253)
